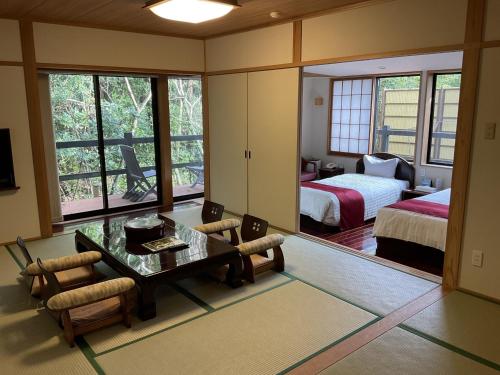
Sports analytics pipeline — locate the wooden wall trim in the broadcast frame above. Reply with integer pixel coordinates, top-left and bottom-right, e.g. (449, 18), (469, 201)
(206, 44), (466, 75)
(293, 21), (302, 64)
(19, 20), (52, 238)
(37, 63), (203, 76)
(0, 61), (23, 67)
(7, 17), (205, 41)
(202, 75), (211, 200)
(482, 40), (500, 48)
(157, 75), (174, 212)
(443, 0), (486, 289)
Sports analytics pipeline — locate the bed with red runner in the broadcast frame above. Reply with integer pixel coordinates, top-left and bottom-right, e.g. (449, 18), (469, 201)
(373, 189), (451, 275)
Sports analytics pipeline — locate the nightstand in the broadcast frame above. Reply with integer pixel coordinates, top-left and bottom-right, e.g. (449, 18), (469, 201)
(318, 167), (344, 179)
(402, 189), (431, 200)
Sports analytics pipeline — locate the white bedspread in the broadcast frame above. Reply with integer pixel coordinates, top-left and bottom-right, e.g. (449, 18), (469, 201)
(300, 173), (409, 226)
(373, 188), (451, 251)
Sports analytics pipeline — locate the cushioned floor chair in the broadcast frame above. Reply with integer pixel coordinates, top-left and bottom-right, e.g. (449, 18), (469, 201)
(37, 258), (135, 347)
(18, 236), (101, 297)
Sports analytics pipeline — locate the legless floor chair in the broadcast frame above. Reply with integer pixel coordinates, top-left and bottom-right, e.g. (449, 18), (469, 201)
(37, 258), (135, 347)
(120, 145), (157, 202)
(194, 200), (240, 245)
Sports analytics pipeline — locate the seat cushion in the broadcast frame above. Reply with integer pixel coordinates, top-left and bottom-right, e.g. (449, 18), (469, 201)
(69, 296), (121, 327)
(55, 266), (94, 288)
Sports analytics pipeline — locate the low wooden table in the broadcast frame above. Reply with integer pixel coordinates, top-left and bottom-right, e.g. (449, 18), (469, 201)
(318, 167), (344, 179)
(75, 214), (243, 320)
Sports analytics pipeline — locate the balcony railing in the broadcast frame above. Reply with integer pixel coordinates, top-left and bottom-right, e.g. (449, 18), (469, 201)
(56, 132), (203, 183)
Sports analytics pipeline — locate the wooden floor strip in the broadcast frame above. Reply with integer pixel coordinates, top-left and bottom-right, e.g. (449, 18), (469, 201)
(288, 286), (450, 375)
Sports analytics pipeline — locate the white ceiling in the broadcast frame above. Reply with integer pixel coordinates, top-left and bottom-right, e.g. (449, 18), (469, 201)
(304, 52), (463, 77)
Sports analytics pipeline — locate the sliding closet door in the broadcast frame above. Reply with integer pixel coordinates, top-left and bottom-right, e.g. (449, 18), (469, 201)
(248, 68), (300, 231)
(208, 73), (248, 215)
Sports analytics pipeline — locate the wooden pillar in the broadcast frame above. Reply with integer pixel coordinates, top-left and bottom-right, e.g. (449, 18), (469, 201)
(19, 20), (52, 237)
(293, 21), (302, 64)
(202, 74), (210, 200)
(157, 75), (173, 211)
(443, 0), (485, 289)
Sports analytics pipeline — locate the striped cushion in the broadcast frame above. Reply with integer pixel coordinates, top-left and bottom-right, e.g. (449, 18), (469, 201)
(24, 251), (102, 276)
(194, 218), (241, 235)
(47, 277), (135, 311)
(236, 234), (285, 256)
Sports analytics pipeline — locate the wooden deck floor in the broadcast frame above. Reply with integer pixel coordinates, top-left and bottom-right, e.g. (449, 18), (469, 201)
(61, 184), (203, 216)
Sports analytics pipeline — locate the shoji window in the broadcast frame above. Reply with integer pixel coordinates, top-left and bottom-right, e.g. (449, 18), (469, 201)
(329, 78), (373, 155)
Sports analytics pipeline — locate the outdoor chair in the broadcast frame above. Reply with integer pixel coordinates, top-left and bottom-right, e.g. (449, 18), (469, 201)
(120, 145), (157, 202)
(236, 214), (285, 283)
(37, 258), (135, 347)
(18, 236), (100, 297)
(186, 165), (204, 188)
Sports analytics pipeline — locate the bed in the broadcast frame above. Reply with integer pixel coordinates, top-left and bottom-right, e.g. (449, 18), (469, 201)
(300, 153), (415, 229)
(373, 188), (451, 275)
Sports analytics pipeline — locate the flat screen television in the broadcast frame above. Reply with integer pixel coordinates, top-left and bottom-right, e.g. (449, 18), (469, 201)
(0, 128), (16, 189)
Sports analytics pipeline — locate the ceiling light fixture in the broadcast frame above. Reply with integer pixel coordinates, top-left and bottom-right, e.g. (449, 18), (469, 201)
(145, 0), (240, 24)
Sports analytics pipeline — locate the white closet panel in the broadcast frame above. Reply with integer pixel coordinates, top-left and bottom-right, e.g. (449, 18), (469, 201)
(247, 68), (300, 231)
(208, 73), (248, 215)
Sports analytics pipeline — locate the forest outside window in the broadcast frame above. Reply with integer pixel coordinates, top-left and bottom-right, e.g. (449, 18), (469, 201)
(426, 72), (461, 166)
(329, 78), (373, 155)
(373, 75), (421, 161)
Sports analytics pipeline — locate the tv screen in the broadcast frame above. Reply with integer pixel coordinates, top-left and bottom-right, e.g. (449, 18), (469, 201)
(0, 128), (16, 189)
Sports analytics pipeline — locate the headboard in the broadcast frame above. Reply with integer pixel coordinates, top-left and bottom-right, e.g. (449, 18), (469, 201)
(356, 153), (415, 188)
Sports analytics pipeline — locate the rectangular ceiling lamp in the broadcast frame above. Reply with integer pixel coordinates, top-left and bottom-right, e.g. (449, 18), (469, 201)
(145, 0), (240, 24)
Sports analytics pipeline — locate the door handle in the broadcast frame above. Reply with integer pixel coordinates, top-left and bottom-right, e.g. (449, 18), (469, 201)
(248, 150), (252, 159)
(244, 150), (247, 159)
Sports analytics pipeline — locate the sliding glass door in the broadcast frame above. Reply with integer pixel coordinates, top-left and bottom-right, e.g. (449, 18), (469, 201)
(49, 73), (161, 219)
(168, 76), (204, 202)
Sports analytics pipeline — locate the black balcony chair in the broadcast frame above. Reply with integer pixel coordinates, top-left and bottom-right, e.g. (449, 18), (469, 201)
(120, 145), (157, 202)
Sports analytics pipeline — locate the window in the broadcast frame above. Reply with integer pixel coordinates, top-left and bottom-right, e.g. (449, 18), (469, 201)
(373, 75), (421, 160)
(329, 78), (373, 155)
(427, 72), (461, 165)
(49, 73), (161, 219)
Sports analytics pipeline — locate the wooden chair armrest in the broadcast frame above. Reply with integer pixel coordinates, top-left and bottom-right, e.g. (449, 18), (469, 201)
(47, 277), (135, 311)
(236, 234), (285, 256)
(24, 251), (102, 276)
(194, 218), (241, 235)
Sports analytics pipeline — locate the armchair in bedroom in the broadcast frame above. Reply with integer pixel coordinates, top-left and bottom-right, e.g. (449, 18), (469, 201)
(300, 158), (318, 182)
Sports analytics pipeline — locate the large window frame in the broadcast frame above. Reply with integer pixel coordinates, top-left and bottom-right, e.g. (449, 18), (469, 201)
(48, 72), (163, 221)
(425, 71), (461, 166)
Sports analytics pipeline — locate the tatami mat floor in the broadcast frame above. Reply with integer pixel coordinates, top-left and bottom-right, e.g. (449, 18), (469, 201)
(1, 205), (499, 374)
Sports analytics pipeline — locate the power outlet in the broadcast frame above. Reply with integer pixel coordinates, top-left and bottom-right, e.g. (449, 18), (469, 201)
(485, 123), (496, 140)
(472, 250), (483, 267)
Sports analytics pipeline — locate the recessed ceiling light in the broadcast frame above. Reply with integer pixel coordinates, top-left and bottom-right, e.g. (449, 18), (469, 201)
(270, 11), (282, 19)
(145, 0), (240, 24)
(378, 66), (386, 70)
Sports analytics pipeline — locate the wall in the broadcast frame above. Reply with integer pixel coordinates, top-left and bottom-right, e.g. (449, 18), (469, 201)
(205, 23), (293, 72)
(33, 23), (205, 72)
(302, 0), (467, 62)
(300, 76), (453, 188)
(459, 47), (500, 300)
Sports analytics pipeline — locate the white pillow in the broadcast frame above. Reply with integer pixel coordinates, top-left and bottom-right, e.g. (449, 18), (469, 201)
(363, 155), (398, 178)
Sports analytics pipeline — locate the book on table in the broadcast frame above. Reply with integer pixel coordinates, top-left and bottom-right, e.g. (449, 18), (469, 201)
(142, 237), (188, 252)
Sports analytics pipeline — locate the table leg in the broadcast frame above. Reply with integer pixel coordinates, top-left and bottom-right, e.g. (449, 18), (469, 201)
(137, 282), (157, 320)
(226, 256), (243, 288)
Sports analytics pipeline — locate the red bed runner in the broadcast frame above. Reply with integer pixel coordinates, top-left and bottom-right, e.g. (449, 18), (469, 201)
(388, 199), (449, 219)
(302, 181), (365, 230)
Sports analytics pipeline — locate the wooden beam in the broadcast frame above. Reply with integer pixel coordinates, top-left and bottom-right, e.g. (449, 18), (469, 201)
(19, 20), (52, 238)
(443, 0), (486, 289)
(157, 75), (173, 211)
(293, 20), (302, 64)
(202, 74), (211, 200)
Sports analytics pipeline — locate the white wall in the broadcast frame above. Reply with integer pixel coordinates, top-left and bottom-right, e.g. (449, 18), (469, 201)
(460, 47), (500, 300)
(300, 76), (453, 188)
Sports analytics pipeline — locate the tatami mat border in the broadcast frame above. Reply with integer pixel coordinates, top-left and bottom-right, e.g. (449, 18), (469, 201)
(277, 317), (382, 375)
(399, 325), (500, 372)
